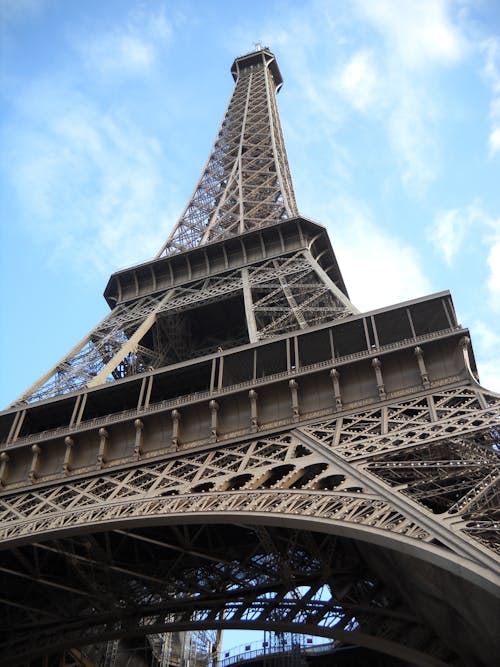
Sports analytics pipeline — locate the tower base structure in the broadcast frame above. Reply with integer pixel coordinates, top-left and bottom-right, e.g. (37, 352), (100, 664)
(1, 223), (498, 664)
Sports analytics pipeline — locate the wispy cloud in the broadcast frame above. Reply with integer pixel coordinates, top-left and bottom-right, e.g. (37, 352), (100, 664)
(428, 201), (500, 309)
(388, 86), (439, 192)
(481, 37), (500, 157)
(324, 196), (432, 311)
(0, 2), (182, 280)
(486, 238), (500, 310)
(0, 0), (45, 24)
(74, 5), (172, 79)
(354, 0), (465, 70)
(473, 320), (500, 353)
(476, 358), (500, 394)
(428, 203), (479, 265)
(335, 49), (381, 113)
(471, 321), (500, 392)
(4, 80), (177, 277)
(263, 1), (468, 193)
(352, 0), (466, 193)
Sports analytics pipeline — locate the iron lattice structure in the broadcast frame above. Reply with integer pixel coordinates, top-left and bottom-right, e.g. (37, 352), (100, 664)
(0, 47), (499, 667)
(156, 48), (298, 254)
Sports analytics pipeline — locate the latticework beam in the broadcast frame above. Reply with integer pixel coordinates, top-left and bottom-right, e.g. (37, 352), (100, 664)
(156, 48), (298, 256)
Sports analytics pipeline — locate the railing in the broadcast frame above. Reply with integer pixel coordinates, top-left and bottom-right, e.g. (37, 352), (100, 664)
(2, 326), (464, 450)
(220, 639), (337, 666)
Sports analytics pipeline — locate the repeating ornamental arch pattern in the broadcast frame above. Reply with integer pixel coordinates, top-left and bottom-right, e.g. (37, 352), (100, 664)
(1, 384), (498, 559)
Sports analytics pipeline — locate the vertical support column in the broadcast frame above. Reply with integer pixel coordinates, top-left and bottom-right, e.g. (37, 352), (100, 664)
(363, 317), (372, 351)
(209, 400), (219, 442)
(171, 409), (181, 449)
(137, 377), (147, 410)
(69, 396), (81, 428)
(294, 337), (300, 371)
(381, 406), (388, 435)
(0, 452), (9, 487)
(330, 368), (342, 410)
(137, 375), (154, 410)
(97, 428), (109, 468)
(442, 296), (454, 328)
(63, 436), (75, 474)
(427, 395), (438, 422)
(249, 389), (258, 432)
(333, 417), (343, 448)
(372, 358), (386, 400)
(134, 419), (144, 459)
(289, 379), (299, 422)
(75, 394), (87, 426)
(29, 444), (41, 482)
(370, 316), (380, 349)
(218, 354), (224, 390)
(69, 394), (87, 428)
(406, 307), (417, 339)
(328, 328), (335, 359)
(414, 346), (431, 389)
(144, 375), (154, 409)
(7, 409), (26, 445)
(242, 267), (259, 343)
(210, 357), (217, 392)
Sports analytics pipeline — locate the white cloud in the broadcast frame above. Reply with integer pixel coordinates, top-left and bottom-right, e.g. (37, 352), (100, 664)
(325, 197), (432, 311)
(335, 50), (381, 112)
(5, 81), (177, 277)
(486, 240), (500, 310)
(75, 5), (172, 78)
(476, 359), (500, 393)
(81, 33), (153, 76)
(481, 37), (500, 157)
(428, 206), (473, 265)
(490, 127), (500, 155)
(471, 321), (500, 392)
(255, 2), (464, 193)
(354, 0), (465, 70)
(428, 202), (500, 310)
(389, 88), (439, 192)
(350, 0), (467, 192)
(0, 4), (182, 280)
(275, 35), (431, 193)
(473, 320), (500, 354)
(0, 0), (45, 23)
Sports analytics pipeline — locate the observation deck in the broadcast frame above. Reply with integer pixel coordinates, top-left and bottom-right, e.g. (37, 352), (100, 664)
(231, 47), (283, 90)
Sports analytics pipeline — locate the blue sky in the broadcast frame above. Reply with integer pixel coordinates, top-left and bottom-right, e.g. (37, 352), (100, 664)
(1, 0), (499, 406)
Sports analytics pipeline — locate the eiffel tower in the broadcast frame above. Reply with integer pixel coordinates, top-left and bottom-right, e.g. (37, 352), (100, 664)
(1, 46), (499, 667)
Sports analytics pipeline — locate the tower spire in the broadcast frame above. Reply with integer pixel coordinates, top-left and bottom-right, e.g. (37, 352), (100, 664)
(156, 47), (298, 256)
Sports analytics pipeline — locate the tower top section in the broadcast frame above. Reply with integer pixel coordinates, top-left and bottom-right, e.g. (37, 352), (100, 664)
(156, 46), (298, 256)
(230, 47), (283, 91)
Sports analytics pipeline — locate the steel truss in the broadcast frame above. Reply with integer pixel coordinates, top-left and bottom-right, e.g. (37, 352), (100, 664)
(0, 383), (499, 665)
(15, 249), (355, 405)
(0, 525), (475, 667)
(11, 47), (355, 407)
(156, 49), (298, 255)
(2, 46), (499, 667)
